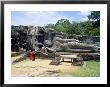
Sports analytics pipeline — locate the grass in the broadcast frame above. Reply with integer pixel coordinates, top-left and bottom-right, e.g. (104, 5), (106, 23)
(63, 60), (100, 77)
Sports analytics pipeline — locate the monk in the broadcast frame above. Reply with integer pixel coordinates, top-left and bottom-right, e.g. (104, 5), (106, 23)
(29, 49), (36, 61)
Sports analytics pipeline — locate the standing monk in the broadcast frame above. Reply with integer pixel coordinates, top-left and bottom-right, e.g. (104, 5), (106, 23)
(32, 49), (36, 61)
(29, 49), (36, 61)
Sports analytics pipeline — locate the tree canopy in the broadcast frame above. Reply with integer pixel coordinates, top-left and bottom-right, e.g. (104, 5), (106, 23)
(88, 11), (100, 28)
(44, 11), (100, 36)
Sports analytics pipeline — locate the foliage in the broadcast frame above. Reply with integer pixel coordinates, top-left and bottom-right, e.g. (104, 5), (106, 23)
(72, 61), (100, 77)
(44, 11), (100, 36)
(55, 19), (71, 33)
(62, 60), (100, 77)
(88, 11), (100, 28)
(44, 24), (55, 29)
(88, 11), (100, 35)
(66, 21), (81, 35)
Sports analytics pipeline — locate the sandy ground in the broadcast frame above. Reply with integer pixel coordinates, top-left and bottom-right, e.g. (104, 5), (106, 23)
(11, 56), (80, 77)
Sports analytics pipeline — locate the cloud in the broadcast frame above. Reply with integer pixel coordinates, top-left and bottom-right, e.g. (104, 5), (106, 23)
(12, 11), (62, 26)
(79, 11), (91, 16)
(23, 11), (73, 26)
(12, 11), (90, 26)
(81, 17), (89, 22)
(77, 11), (90, 22)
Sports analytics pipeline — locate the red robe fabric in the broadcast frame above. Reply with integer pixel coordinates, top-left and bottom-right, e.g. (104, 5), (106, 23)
(29, 52), (36, 61)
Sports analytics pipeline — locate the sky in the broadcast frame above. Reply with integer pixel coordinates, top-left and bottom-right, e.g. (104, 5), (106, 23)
(11, 11), (91, 26)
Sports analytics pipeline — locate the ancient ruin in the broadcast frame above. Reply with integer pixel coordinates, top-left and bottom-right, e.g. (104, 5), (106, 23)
(11, 25), (100, 65)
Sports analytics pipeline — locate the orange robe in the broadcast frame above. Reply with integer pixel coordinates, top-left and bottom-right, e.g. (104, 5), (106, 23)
(29, 52), (35, 61)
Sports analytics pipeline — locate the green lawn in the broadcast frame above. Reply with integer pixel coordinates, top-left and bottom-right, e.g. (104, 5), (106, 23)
(63, 60), (100, 77)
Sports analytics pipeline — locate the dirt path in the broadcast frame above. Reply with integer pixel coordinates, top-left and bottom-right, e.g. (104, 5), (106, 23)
(11, 57), (80, 77)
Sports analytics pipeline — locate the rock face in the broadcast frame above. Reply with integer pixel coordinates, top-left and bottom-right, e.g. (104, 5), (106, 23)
(44, 40), (52, 47)
(77, 53), (100, 61)
(67, 34), (100, 44)
(11, 26), (100, 58)
(11, 25), (28, 52)
(49, 59), (61, 65)
(52, 36), (99, 53)
(27, 26), (45, 51)
(11, 25), (45, 52)
(72, 57), (84, 66)
(49, 56), (61, 65)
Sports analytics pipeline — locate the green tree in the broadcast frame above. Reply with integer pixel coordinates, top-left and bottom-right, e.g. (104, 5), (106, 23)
(55, 19), (71, 33)
(66, 21), (81, 35)
(79, 21), (93, 36)
(88, 11), (100, 28)
(88, 11), (100, 36)
(45, 11), (100, 36)
(44, 24), (55, 29)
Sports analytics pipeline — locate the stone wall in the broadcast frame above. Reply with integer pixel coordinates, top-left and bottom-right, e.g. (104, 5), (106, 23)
(77, 36), (100, 44)
(11, 25), (45, 52)
(67, 34), (100, 44)
(11, 25), (28, 52)
(11, 26), (100, 53)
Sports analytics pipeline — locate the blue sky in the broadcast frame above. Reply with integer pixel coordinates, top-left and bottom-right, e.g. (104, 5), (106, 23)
(11, 11), (91, 26)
